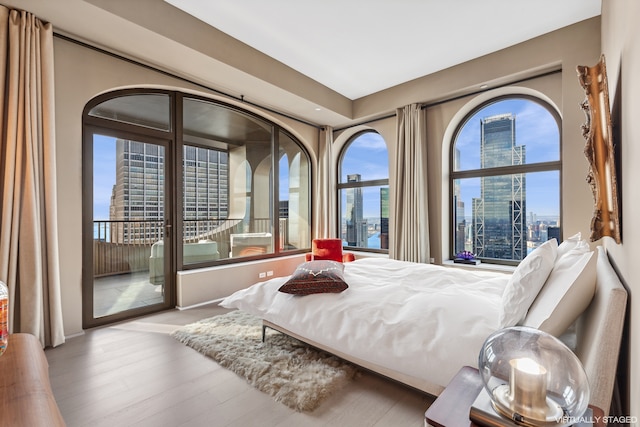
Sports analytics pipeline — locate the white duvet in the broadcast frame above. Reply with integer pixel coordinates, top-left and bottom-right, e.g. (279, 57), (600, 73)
(220, 257), (510, 391)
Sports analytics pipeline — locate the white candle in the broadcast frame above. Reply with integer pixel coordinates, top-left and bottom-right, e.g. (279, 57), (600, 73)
(508, 357), (548, 419)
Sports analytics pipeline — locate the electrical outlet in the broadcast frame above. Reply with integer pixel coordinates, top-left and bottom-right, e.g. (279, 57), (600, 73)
(258, 272), (266, 278)
(266, 271), (274, 277)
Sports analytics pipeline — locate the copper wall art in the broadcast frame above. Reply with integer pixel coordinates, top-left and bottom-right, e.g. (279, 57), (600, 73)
(577, 54), (621, 243)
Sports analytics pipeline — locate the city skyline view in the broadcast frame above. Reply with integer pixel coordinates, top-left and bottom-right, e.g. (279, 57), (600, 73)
(454, 98), (561, 259)
(454, 98), (560, 220)
(94, 97), (561, 255)
(340, 132), (389, 219)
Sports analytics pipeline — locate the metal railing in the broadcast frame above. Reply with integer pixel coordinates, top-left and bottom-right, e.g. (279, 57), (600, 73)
(93, 220), (161, 277)
(93, 218), (287, 277)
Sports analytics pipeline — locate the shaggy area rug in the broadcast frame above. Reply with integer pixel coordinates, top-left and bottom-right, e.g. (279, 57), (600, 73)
(170, 310), (359, 412)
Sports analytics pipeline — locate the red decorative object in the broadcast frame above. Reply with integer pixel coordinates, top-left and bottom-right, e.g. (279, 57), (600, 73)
(305, 238), (355, 263)
(0, 282), (8, 356)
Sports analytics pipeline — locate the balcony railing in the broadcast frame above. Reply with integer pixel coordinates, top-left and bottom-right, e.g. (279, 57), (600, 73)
(93, 220), (162, 277)
(93, 218), (287, 277)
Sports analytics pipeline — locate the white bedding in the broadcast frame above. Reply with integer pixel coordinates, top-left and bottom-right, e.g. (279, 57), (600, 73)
(220, 257), (510, 391)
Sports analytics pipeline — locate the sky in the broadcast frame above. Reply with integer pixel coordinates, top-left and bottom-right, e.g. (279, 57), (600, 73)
(340, 132), (389, 219)
(93, 134), (117, 220)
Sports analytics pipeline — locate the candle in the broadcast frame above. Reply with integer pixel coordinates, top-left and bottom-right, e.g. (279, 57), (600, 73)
(508, 357), (548, 420)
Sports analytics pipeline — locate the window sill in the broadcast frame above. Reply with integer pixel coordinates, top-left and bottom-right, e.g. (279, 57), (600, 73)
(442, 260), (515, 273)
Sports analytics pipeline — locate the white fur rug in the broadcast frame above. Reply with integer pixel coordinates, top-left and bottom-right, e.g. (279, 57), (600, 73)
(170, 310), (359, 412)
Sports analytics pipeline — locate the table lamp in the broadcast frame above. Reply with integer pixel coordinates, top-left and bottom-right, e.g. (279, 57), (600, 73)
(477, 326), (590, 426)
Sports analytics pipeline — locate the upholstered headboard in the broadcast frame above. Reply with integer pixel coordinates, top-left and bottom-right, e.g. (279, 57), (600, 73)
(574, 246), (627, 416)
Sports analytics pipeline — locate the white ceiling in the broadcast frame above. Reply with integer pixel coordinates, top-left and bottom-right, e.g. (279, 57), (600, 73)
(165, 0), (602, 100)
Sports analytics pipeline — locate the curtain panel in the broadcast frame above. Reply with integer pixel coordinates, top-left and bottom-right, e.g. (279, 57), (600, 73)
(391, 104), (430, 263)
(314, 126), (336, 239)
(0, 7), (65, 347)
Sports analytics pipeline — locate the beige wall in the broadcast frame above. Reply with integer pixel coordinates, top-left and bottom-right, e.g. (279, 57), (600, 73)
(53, 37), (319, 336)
(600, 0), (639, 422)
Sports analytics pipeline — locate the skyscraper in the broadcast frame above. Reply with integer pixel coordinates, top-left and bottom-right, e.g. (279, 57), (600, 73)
(472, 114), (527, 260)
(345, 174), (367, 247)
(380, 187), (389, 250)
(110, 140), (165, 244)
(182, 144), (228, 240)
(453, 147), (466, 254)
(109, 139), (228, 243)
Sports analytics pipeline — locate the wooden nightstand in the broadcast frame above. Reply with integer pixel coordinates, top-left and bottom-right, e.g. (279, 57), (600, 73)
(425, 366), (604, 427)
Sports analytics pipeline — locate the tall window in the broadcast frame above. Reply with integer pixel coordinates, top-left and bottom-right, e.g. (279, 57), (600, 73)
(83, 89), (312, 326)
(338, 131), (389, 251)
(451, 96), (561, 264)
(86, 91), (311, 267)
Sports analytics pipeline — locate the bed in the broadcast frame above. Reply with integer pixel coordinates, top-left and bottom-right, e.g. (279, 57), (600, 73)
(220, 239), (627, 415)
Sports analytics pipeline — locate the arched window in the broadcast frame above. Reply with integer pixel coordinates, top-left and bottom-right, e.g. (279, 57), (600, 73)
(338, 131), (389, 251)
(83, 89), (311, 326)
(451, 96), (561, 264)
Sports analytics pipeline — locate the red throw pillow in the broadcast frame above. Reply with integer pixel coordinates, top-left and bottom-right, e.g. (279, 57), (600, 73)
(278, 260), (348, 295)
(311, 239), (344, 262)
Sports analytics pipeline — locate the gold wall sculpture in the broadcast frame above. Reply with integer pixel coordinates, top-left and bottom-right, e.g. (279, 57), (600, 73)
(577, 54), (621, 243)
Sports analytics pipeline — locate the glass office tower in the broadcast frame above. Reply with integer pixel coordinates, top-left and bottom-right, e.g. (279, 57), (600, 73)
(345, 174), (367, 247)
(472, 114), (527, 261)
(110, 139), (228, 244)
(452, 148), (467, 254)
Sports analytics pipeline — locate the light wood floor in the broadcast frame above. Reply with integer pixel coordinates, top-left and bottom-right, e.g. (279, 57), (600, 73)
(45, 304), (434, 427)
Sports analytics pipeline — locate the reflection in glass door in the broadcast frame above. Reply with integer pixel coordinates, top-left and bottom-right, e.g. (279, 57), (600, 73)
(91, 134), (169, 319)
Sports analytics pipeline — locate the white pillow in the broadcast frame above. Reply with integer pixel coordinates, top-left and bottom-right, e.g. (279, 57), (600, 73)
(498, 238), (558, 328)
(521, 249), (597, 336)
(556, 232), (589, 258)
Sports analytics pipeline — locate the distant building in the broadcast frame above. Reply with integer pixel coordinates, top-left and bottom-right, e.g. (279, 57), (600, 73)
(453, 148), (466, 254)
(345, 174), (367, 247)
(472, 114), (527, 261)
(109, 139), (228, 243)
(547, 226), (561, 242)
(380, 187), (389, 250)
(279, 200), (289, 219)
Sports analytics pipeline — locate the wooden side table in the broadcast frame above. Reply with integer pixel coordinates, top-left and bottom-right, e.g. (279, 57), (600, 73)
(425, 366), (604, 427)
(0, 334), (65, 426)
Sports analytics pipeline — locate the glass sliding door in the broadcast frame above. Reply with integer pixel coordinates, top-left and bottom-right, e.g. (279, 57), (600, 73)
(87, 133), (172, 325)
(83, 91), (174, 328)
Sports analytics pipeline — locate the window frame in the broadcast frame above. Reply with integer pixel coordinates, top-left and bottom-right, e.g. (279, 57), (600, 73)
(337, 130), (390, 254)
(83, 88), (312, 272)
(449, 94), (562, 265)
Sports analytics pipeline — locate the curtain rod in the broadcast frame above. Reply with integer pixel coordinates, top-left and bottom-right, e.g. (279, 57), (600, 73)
(333, 68), (562, 133)
(53, 32), (323, 130)
(421, 68), (562, 109)
(333, 113), (396, 133)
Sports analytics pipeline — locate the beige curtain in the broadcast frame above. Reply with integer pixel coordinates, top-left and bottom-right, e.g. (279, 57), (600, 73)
(0, 7), (65, 347)
(391, 104), (430, 263)
(314, 126), (336, 239)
